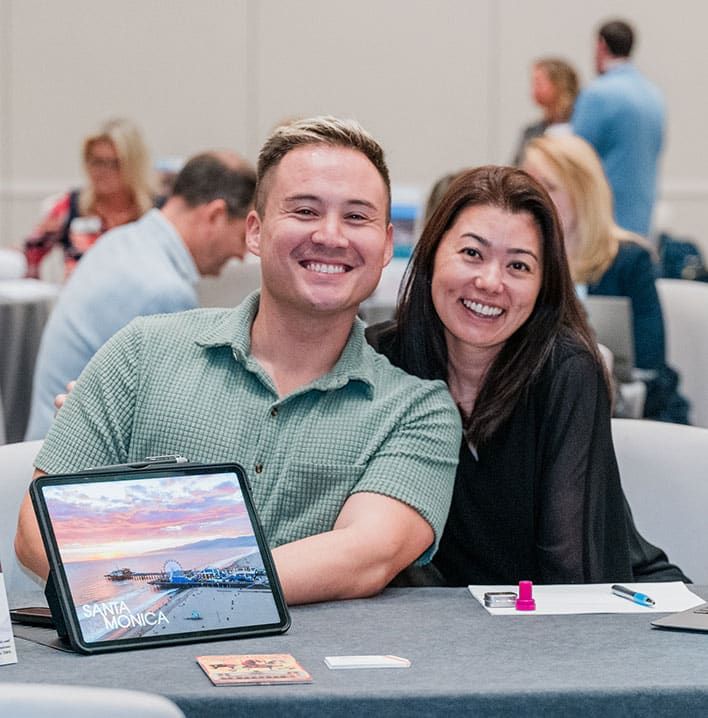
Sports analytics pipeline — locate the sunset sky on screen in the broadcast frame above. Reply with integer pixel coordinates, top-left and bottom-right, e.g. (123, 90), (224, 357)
(42, 473), (251, 561)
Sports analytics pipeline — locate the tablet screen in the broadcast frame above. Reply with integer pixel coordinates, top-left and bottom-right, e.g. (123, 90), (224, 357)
(36, 466), (287, 649)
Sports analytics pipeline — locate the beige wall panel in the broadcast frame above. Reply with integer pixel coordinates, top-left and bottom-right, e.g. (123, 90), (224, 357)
(9, 0), (250, 173)
(253, 0), (492, 189)
(0, 0), (10, 243)
(4, 0), (250, 244)
(3, 197), (44, 250)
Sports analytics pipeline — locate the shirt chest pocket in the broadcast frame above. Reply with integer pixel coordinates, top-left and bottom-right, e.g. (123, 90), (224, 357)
(263, 462), (366, 547)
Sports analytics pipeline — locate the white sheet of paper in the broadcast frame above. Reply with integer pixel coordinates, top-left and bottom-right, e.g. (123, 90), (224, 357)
(469, 581), (704, 615)
(0, 572), (18, 666)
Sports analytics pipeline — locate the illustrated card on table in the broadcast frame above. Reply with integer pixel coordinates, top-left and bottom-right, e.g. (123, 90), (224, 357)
(0, 562), (18, 666)
(197, 653), (312, 686)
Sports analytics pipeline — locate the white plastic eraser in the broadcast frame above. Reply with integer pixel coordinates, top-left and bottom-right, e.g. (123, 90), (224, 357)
(324, 655), (411, 669)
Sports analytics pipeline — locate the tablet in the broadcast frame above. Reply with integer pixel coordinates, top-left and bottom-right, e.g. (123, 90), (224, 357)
(30, 462), (290, 654)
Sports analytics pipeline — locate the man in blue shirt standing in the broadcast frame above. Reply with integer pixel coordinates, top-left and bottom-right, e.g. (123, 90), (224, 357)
(572, 19), (665, 237)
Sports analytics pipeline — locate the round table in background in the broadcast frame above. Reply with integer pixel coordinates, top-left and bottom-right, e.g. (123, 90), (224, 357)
(0, 280), (59, 443)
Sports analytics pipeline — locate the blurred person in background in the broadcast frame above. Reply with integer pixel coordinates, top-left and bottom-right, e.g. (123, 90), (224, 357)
(23, 117), (154, 279)
(572, 19), (664, 236)
(522, 134), (689, 424)
(511, 58), (579, 166)
(25, 152), (255, 440)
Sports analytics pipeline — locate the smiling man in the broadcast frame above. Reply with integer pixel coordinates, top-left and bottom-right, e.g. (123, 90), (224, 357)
(15, 117), (461, 605)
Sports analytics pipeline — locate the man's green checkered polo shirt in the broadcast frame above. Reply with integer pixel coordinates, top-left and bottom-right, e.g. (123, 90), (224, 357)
(37, 292), (461, 561)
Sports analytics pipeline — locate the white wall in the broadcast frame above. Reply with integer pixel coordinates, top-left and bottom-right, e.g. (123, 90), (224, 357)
(1, 0), (707, 255)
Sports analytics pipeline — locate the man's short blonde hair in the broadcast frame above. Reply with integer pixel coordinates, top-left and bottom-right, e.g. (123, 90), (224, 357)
(255, 116), (391, 221)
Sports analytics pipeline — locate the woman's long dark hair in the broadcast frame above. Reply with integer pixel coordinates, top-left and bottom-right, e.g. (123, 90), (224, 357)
(393, 165), (604, 446)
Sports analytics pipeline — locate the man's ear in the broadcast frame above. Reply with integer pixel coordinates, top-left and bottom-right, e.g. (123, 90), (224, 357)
(205, 198), (228, 224)
(245, 210), (262, 257)
(383, 222), (394, 267)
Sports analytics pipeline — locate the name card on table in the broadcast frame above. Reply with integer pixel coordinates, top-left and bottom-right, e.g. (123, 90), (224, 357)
(0, 563), (18, 665)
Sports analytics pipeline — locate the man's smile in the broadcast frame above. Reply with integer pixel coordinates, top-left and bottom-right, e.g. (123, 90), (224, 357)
(300, 261), (351, 274)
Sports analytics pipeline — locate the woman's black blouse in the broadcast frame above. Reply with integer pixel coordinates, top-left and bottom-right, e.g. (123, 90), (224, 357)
(366, 321), (687, 585)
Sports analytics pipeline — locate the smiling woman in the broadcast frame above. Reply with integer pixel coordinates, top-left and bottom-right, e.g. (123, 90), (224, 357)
(367, 165), (688, 586)
(430, 204), (542, 404)
(376, 165), (592, 446)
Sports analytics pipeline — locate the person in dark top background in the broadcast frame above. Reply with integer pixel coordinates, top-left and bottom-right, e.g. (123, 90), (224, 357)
(367, 165), (687, 586)
(522, 134), (689, 424)
(511, 58), (579, 166)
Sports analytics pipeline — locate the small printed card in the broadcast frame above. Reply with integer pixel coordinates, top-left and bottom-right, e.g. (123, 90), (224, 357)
(197, 653), (312, 686)
(325, 655), (411, 669)
(0, 563), (18, 666)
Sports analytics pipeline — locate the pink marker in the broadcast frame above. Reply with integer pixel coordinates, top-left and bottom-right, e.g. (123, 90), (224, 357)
(515, 580), (536, 611)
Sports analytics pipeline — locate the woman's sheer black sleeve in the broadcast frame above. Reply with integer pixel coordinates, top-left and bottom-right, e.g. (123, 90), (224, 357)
(536, 350), (634, 583)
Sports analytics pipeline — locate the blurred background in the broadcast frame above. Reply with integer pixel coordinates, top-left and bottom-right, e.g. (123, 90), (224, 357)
(1, 0), (706, 256)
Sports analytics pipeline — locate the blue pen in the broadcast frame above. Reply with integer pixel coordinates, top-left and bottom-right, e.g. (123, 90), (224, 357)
(611, 584), (655, 607)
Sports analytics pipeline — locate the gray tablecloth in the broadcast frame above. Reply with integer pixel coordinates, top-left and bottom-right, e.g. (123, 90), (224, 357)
(5, 587), (708, 717)
(0, 295), (54, 443)
(0, 390), (5, 444)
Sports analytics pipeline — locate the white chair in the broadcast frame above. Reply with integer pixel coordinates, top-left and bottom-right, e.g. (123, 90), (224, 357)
(0, 247), (27, 280)
(196, 256), (262, 308)
(0, 683), (184, 717)
(612, 418), (708, 583)
(0, 440), (45, 607)
(656, 278), (708, 428)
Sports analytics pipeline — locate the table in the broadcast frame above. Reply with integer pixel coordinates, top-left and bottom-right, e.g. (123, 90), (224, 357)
(4, 587), (708, 717)
(0, 280), (59, 443)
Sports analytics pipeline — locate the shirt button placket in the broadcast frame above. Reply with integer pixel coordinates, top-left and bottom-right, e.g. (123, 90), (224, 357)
(254, 403), (280, 478)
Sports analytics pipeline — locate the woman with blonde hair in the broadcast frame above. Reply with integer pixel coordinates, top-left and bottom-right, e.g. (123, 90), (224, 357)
(24, 117), (154, 278)
(512, 58), (579, 165)
(522, 133), (689, 423)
